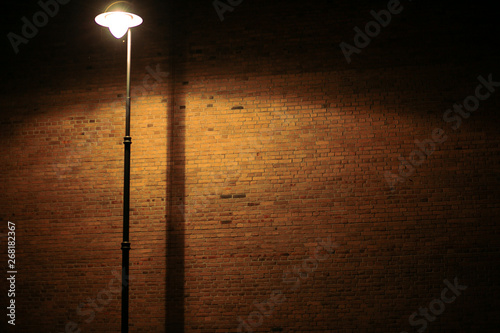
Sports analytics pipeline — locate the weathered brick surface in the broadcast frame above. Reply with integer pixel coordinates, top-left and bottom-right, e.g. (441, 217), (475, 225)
(0, 0), (499, 332)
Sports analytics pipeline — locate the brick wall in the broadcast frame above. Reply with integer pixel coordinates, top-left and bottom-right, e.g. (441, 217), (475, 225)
(0, 0), (499, 332)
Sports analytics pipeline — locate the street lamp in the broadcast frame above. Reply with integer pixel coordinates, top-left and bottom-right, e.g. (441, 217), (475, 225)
(95, 3), (142, 333)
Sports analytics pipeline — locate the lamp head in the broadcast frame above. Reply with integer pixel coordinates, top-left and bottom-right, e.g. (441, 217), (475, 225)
(95, 2), (142, 38)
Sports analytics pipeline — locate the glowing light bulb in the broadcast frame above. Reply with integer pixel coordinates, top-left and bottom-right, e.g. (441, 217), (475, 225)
(95, 11), (143, 39)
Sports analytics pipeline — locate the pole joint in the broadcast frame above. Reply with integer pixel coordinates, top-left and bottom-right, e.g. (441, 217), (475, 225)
(121, 241), (131, 251)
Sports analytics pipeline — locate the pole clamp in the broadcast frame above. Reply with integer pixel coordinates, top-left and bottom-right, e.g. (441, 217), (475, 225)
(121, 241), (131, 251)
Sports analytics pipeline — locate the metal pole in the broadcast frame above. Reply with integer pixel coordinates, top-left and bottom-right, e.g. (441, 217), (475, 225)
(121, 28), (132, 333)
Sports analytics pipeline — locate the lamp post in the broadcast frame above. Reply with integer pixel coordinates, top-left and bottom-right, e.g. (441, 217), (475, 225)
(95, 5), (143, 333)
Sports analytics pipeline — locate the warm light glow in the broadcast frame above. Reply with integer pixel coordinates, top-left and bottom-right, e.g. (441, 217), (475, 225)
(107, 12), (132, 38)
(95, 11), (143, 39)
